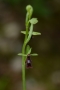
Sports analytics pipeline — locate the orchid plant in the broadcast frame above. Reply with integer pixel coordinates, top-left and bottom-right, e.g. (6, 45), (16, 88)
(18, 5), (41, 90)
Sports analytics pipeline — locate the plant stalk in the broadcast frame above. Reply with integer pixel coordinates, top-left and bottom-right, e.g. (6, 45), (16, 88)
(22, 18), (29, 90)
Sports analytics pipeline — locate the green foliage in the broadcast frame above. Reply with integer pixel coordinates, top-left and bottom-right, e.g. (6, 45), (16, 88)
(18, 5), (41, 57)
(18, 53), (26, 56)
(21, 31), (41, 35)
(25, 24), (33, 44)
(29, 18), (38, 24)
(32, 32), (41, 35)
(26, 45), (31, 54)
(30, 53), (38, 56)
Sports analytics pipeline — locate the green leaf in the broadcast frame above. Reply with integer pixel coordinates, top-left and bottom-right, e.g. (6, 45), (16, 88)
(21, 31), (41, 36)
(21, 31), (26, 34)
(32, 31), (41, 35)
(25, 45), (30, 61)
(17, 53), (27, 56)
(30, 53), (38, 56)
(29, 18), (38, 24)
(26, 45), (30, 54)
(25, 24), (33, 44)
(27, 48), (32, 55)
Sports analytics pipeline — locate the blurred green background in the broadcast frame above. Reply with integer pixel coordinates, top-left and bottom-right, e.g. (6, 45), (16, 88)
(0, 0), (60, 90)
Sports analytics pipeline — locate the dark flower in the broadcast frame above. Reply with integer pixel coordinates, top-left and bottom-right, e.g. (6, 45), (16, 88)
(25, 54), (32, 68)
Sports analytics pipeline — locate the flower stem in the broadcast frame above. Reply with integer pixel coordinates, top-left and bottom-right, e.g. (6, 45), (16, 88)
(22, 5), (33, 90)
(18, 4), (40, 90)
(22, 54), (26, 90)
(22, 18), (29, 90)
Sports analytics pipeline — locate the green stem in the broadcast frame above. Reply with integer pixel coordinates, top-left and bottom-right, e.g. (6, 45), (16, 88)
(22, 17), (29, 90)
(21, 5), (38, 90)
(22, 56), (25, 90)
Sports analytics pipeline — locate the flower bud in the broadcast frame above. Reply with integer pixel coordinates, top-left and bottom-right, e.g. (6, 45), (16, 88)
(26, 5), (33, 19)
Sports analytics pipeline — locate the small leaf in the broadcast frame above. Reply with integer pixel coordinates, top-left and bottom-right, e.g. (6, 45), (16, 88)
(21, 31), (41, 36)
(29, 18), (38, 24)
(30, 53), (38, 56)
(25, 45), (31, 61)
(32, 32), (41, 35)
(21, 31), (26, 34)
(25, 24), (33, 44)
(26, 45), (30, 54)
(17, 53), (27, 56)
(27, 48), (32, 55)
